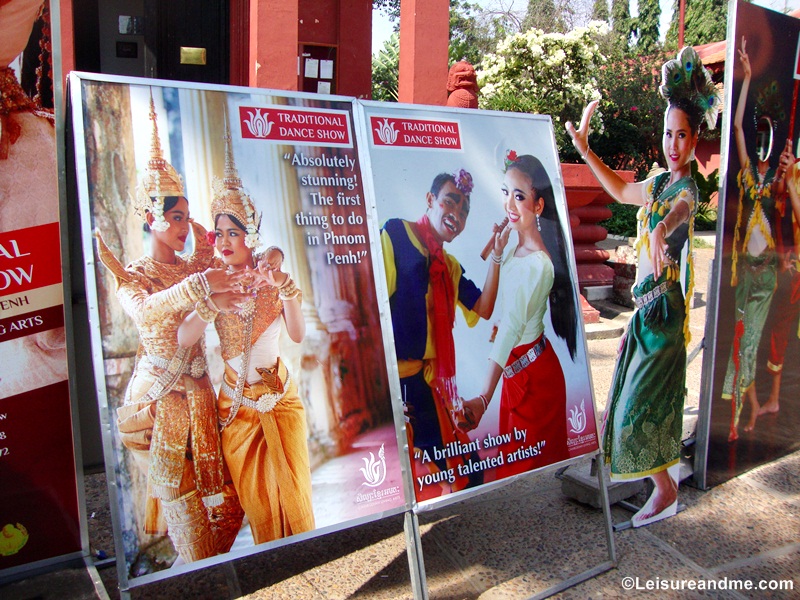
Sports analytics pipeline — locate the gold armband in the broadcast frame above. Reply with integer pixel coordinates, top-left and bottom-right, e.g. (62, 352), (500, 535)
(278, 277), (301, 301)
(195, 298), (219, 323)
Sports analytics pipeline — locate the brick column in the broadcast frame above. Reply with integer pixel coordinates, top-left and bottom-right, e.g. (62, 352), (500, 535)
(398, 0), (449, 105)
(250, 0), (299, 90)
(339, 0), (372, 98)
(562, 164), (635, 323)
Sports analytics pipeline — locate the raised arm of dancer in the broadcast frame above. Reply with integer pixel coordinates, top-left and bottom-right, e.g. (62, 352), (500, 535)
(177, 291), (245, 347)
(783, 145), (800, 223)
(251, 258), (306, 343)
(281, 292), (306, 343)
(733, 37), (752, 169)
(774, 139), (793, 198)
(566, 100), (647, 206)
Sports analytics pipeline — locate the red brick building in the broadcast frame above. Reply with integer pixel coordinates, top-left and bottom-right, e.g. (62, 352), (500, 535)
(58, 0), (450, 104)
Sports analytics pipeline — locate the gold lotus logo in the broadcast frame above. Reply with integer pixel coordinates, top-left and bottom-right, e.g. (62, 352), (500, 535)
(243, 108), (274, 138)
(374, 118), (398, 145)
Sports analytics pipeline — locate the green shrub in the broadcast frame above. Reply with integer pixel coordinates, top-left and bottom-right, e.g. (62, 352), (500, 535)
(692, 162), (718, 232)
(599, 202), (639, 238)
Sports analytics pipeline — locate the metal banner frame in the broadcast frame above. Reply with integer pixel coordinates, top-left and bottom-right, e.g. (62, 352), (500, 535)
(68, 72), (412, 593)
(353, 100), (616, 598)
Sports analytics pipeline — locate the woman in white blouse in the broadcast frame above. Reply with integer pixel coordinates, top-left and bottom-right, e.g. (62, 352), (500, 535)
(461, 152), (577, 477)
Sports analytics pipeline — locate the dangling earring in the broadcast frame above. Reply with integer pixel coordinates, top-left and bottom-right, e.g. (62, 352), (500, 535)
(536, 212), (541, 232)
(690, 148), (696, 161)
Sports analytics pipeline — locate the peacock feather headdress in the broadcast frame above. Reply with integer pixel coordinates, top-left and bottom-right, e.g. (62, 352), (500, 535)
(753, 80), (785, 124)
(659, 46), (721, 131)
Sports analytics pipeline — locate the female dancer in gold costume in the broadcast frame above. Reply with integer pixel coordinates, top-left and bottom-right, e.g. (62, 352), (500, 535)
(178, 131), (315, 545)
(96, 97), (244, 563)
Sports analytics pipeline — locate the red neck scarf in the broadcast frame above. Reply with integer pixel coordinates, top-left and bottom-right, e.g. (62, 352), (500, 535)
(415, 215), (456, 378)
(413, 216), (474, 494)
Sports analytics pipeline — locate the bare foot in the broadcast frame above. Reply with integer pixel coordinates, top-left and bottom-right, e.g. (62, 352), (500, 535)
(634, 476), (678, 525)
(728, 426), (739, 442)
(743, 412), (759, 432)
(758, 400), (780, 415)
(743, 391), (761, 432)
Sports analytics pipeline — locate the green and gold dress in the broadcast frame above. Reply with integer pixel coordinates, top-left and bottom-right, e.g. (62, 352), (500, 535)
(721, 158), (778, 426)
(603, 172), (697, 480)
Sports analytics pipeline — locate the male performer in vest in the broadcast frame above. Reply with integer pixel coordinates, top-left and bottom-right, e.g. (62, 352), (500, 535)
(381, 169), (507, 499)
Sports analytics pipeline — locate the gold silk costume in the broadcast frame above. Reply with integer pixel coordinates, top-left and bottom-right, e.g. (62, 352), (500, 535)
(94, 94), (244, 565)
(97, 223), (243, 562)
(214, 283), (315, 544)
(205, 118), (314, 545)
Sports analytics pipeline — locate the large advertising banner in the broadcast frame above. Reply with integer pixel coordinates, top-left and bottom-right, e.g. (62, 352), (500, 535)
(702, 2), (800, 486)
(355, 102), (600, 505)
(70, 76), (407, 586)
(0, 0), (82, 573)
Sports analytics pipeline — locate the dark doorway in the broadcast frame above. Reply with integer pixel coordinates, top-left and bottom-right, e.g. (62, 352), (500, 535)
(300, 44), (337, 95)
(144, 0), (229, 84)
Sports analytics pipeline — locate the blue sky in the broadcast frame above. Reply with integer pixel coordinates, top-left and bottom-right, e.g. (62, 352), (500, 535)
(372, 0), (800, 54)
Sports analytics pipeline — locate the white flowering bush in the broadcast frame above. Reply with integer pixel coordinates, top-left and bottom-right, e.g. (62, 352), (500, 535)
(478, 21), (610, 159)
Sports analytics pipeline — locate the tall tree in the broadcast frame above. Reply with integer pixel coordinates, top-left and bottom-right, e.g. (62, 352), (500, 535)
(635, 0), (661, 54)
(611, 0), (633, 47)
(373, 0), (400, 21)
(591, 0), (610, 22)
(522, 0), (569, 33)
(450, 0), (502, 65)
(665, 0), (727, 48)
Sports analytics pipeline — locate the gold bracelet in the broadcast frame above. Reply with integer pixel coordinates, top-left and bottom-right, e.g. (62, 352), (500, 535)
(198, 272), (212, 297)
(195, 299), (219, 323)
(279, 278), (301, 301)
(279, 287), (301, 301)
(188, 274), (205, 302)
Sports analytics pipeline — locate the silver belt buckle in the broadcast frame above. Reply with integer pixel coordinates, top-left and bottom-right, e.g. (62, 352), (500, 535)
(503, 337), (545, 379)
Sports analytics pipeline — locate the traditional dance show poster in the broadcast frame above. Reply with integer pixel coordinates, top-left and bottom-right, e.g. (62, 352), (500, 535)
(355, 102), (599, 505)
(0, 0), (82, 574)
(701, 1), (800, 487)
(70, 74), (406, 585)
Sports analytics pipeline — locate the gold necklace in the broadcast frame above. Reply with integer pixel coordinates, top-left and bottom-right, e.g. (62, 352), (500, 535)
(218, 295), (256, 430)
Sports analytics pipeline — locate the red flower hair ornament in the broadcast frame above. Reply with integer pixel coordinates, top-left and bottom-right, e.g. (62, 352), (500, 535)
(504, 149), (518, 171)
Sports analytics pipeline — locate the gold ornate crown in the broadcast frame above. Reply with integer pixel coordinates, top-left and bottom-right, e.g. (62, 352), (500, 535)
(210, 114), (261, 248)
(133, 91), (184, 231)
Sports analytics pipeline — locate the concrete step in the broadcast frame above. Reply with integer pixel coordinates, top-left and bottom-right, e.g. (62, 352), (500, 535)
(582, 285), (613, 302)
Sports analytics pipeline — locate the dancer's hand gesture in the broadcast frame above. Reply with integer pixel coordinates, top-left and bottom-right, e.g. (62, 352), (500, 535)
(565, 100), (599, 158)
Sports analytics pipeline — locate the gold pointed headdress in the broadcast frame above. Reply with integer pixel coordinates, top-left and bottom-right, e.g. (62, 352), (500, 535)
(210, 111), (261, 248)
(133, 91), (185, 231)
